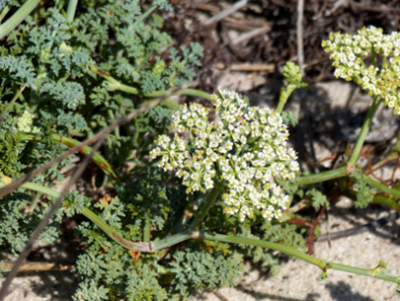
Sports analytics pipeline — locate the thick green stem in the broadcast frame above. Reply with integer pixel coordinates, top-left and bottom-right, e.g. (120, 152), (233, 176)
(199, 231), (325, 268)
(372, 194), (400, 212)
(188, 187), (220, 231)
(330, 262), (399, 283)
(339, 176), (400, 212)
(143, 219), (150, 242)
(276, 100), (285, 113)
(0, 0), (40, 39)
(276, 85), (297, 113)
(146, 88), (212, 102)
(348, 97), (381, 165)
(199, 231), (400, 284)
(143, 207), (151, 242)
(82, 207), (153, 252)
(144, 98), (180, 111)
(361, 174), (400, 199)
(90, 67), (212, 107)
(287, 199), (310, 213)
(17, 182), (60, 199)
(295, 166), (346, 186)
(66, 0), (79, 22)
(152, 230), (191, 250)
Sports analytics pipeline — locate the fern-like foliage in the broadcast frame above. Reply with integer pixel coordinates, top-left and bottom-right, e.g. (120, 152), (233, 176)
(350, 170), (374, 208)
(169, 248), (243, 300)
(306, 188), (329, 209)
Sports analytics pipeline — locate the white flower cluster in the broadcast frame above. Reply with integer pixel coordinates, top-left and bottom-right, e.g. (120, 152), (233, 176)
(322, 26), (400, 115)
(150, 89), (299, 222)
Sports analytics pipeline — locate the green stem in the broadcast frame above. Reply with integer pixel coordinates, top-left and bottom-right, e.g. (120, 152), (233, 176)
(143, 219), (150, 242)
(108, 110), (120, 138)
(330, 262), (399, 283)
(66, 0), (79, 22)
(152, 230), (191, 250)
(29, 192), (42, 210)
(372, 194), (400, 212)
(134, 5), (157, 26)
(276, 100), (285, 113)
(19, 132), (121, 185)
(0, 5), (10, 23)
(81, 207), (153, 252)
(287, 199), (310, 213)
(371, 48), (377, 67)
(90, 67), (212, 106)
(361, 174), (400, 199)
(0, 0), (41, 39)
(295, 166), (346, 186)
(143, 207), (151, 242)
(200, 231), (324, 268)
(382, 55), (387, 68)
(276, 85), (296, 113)
(144, 98), (180, 111)
(339, 177), (400, 212)
(19, 182), (60, 199)
(199, 231), (400, 284)
(146, 88), (213, 102)
(348, 97), (381, 165)
(188, 187), (220, 231)
(0, 84), (26, 123)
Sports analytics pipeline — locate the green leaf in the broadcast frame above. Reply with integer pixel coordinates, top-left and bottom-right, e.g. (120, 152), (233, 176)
(306, 188), (329, 209)
(350, 170), (374, 208)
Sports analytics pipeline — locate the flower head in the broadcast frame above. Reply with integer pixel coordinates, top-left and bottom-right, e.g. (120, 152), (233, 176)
(322, 25), (400, 115)
(150, 88), (299, 222)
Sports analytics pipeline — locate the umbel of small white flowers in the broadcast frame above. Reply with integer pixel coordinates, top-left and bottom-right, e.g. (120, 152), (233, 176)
(150, 88), (300, 222)
(322, 25), (400, 115)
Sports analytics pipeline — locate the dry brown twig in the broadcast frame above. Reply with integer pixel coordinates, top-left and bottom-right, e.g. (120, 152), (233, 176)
(306, 206), (326, 255)
(204, 0), (247, 26)
(1, 262), (74, 272)
(296, 0), (305, 74)
(232, 25), (271, 46)
(213, 62), (274, 72)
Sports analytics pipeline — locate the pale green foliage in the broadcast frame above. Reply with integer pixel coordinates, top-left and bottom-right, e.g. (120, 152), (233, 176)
(0, 0), (19, 10)
(350, 170), (374, 208)
(169, 249), (243, 299)
(306, 188), (329, 209)
(280, 62), (308, 103)
(283, 62), (304, 86)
